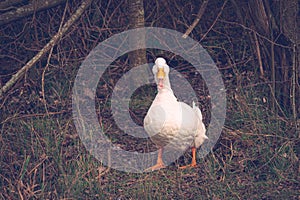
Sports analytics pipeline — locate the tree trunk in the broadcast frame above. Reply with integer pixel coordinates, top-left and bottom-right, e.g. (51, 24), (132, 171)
(281, 0), (299, 122)
(127, 0), (147, 66)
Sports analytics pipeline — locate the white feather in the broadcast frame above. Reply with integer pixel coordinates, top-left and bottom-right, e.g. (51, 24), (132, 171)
(144, 57), (208, 151)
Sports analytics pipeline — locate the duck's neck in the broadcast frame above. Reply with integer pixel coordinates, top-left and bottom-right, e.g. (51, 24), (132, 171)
(158, 77), (172, 93)
(163, 77), (171, 89)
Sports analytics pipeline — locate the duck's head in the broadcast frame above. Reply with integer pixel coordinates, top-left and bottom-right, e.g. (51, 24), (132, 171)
(153, 57), (170, 90)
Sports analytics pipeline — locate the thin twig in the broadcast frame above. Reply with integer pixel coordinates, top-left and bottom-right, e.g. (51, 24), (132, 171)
(291, 44), (297, 122)
(42, 1), (69, 115)
(219, 19), (291, 49)
(200, 0), (228, 42)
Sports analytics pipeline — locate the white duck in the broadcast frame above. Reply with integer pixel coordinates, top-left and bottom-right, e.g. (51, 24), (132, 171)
(144, 57), (208, 171)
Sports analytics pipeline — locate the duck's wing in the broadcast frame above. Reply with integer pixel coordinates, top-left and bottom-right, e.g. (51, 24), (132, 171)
(143, 103), (166, 138)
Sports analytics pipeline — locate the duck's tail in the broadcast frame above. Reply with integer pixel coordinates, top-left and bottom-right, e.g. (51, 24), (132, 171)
(192, 101), (203, 121)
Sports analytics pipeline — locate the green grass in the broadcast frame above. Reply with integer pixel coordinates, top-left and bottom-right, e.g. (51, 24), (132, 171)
(0, 67), (299, 200)
(1, 113), (298, 199)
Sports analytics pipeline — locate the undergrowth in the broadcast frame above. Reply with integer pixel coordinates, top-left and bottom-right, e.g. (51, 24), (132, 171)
(0, 60), (299, 199)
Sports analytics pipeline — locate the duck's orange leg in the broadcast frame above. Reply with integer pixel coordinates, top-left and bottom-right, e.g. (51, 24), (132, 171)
(145, 148), (166, 172)
(179, 147), (197, 169)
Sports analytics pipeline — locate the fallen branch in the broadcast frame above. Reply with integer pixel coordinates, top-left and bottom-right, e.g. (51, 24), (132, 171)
(0, 0), (24, 11)
(0, 0), (67, 26)
(0, 0), (93, 98)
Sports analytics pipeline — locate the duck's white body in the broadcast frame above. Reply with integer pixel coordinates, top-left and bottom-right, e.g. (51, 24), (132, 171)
(144, 57), (208, 171)
(144, 88), (206, 150)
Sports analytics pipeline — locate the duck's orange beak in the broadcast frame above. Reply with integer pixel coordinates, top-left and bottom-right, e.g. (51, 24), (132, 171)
(157, 68), (165, 89)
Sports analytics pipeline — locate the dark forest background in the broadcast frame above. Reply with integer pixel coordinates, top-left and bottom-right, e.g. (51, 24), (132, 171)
(0, 0), (299, 199)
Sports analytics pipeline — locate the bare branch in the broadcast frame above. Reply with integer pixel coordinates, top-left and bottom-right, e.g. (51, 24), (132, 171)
(253, 31), (264, 77)
(182, 0), (208, 38)
(0, 0), (93, 98)
(291, 44), (297, 122)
